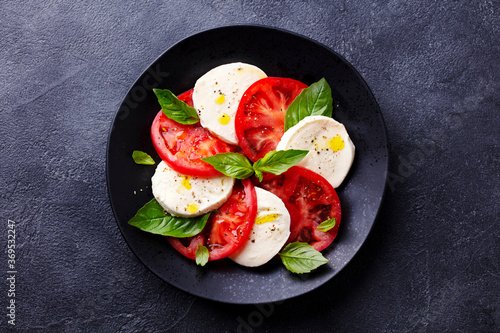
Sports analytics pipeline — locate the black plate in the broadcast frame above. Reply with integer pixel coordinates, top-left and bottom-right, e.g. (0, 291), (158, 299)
(107, 25), (388, 304)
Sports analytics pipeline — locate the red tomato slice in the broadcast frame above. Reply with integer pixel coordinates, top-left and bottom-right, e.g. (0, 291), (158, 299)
(256, 166), (341, 251)
(235, 77), (307, 162)
(167, 179), (257, 261)
(151, 90), (235, 177)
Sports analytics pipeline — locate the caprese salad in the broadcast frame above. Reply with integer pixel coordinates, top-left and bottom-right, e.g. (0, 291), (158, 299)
(129, 62), (355, 274)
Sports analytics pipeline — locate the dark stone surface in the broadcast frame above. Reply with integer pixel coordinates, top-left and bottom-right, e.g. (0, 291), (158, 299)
(1, 0), (498, 332)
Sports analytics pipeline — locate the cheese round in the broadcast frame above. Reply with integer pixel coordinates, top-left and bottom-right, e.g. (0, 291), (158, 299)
(192, 62), (267, 145)
(151, 161), (234, 217)
(276, 115), (355, 188)
(229, 187), (291, 267)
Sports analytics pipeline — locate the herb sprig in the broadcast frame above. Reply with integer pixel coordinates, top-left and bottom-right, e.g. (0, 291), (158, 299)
(201, 149), (308, 181)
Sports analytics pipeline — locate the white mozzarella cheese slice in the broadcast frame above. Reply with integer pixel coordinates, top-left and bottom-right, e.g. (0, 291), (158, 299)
(192, 62), (267, 145)
(151, 161), (234, 217)
(229, 187), (291, 267)
(276, 115), (355, 188)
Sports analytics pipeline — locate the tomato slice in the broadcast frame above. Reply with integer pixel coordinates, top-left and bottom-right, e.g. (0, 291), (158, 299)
(235, 77), (307, 162)
(151, 89), (235, 177)
(256, 166), (341, 251)
(167, 179), (257, 261)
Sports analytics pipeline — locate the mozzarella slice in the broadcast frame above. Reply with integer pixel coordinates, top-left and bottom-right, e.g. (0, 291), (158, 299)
(151, 161), (234, 217)
(192, 62), (267, 145)
(229, 187), (291, 267)
(276, 115), (355, 188)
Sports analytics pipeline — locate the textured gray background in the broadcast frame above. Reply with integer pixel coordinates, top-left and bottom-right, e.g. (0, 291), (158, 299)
(1, 0), (499, 332)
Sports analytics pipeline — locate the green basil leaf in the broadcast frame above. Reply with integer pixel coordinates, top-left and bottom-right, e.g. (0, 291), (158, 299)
(284, 78), (333, 131)
(153, 88), (199, 125)
(254, 169), (264, 182)
(132, 150), (155, 165)
(201, 153), (254, 179)
(253, 149), (309, 177)
(278, 242), (328, 274)
(195, 244), (209, 266)
(317, 218), (336, 232)
(128, 198), (209, 237)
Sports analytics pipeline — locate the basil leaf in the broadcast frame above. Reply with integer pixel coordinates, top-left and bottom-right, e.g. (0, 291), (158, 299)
(153, 88), (199, 125)
(254, 169), (264, 182)
(317, 218), (336, 232)
(201, 153), (254, 179)
(278, 242), (328, 274)
(195, 244), (209, 266)
(253, 149), (309, 181)
(132, 150), (155, 165)
(128, 198), (209, 237)
(284, 78), (333, 131)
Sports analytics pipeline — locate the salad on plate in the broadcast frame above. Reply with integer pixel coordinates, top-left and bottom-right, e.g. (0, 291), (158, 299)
(129, 62), (355, 274)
